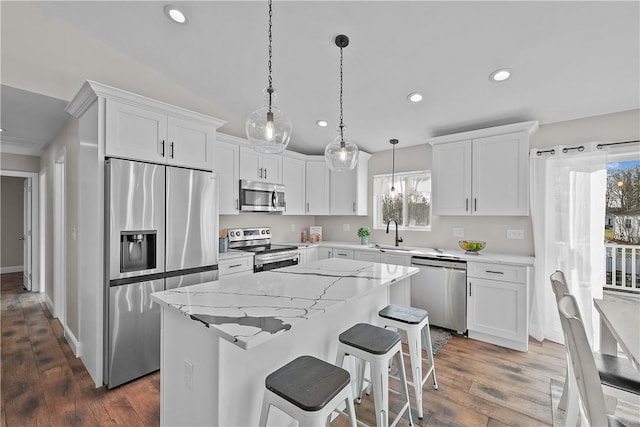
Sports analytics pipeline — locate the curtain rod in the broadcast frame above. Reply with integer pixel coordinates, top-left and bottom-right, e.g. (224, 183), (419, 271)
(597, 139), (640, 150)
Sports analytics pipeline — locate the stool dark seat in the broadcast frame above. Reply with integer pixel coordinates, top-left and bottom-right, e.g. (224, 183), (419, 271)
(338, 323), (401, 355)
(594, 353), (640, 395)
(378, 304), (428, 325)
(265, 355), (351, 411)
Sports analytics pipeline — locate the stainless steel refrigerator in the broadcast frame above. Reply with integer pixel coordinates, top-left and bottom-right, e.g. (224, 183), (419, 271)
(104, 158), (218, 388)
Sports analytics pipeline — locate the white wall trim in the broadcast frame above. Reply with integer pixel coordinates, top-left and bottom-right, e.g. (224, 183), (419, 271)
(45, 294), (54, 314)
(64, 324), (81, 357)
(0, 266), (24, 274)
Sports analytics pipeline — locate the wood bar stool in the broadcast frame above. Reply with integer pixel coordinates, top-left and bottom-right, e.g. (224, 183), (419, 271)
(259, 355), (357, 427)
(336, 323), (413, 427)
(378, 304), (438, 419)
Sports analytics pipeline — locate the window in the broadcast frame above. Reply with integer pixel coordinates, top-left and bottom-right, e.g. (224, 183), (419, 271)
(373, 171), (431, 231)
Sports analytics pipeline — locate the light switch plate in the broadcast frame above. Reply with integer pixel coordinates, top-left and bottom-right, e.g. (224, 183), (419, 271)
(452, 227), (464, 237)
(507, 229), (524, 239)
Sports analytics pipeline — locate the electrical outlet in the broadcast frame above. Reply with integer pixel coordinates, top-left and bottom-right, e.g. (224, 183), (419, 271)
(184, 360), (194, 390)
(342, 224), (350, 232)
(452, 227), (464, 237)
(507, 229), (524, 239)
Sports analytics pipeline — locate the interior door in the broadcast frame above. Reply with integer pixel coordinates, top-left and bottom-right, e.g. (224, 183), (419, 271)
(23, 178), (32, 291)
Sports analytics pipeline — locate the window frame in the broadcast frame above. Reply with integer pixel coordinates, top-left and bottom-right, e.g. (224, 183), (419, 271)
(372, 170), (432, 232)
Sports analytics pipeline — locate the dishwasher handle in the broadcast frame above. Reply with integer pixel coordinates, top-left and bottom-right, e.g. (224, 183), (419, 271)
(411, 257), (466, 270)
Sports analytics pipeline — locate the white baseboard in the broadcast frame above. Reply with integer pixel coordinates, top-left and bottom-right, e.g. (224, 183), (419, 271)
(45, 294), (54, 313)
(0, 265), (23, 274)
(64, 324), (81, 357)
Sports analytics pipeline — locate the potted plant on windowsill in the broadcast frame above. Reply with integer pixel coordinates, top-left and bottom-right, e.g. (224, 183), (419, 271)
(357, 227), (371, 245)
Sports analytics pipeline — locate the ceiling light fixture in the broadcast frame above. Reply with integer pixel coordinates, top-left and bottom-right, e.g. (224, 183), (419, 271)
(246, 0), (292, 154)
(324, 34), (358, 171)
(164, 5), (188, 24)
(407, 92), (423, 103)
(316, 120), (328, 127)
(0, 128), (5, 132)
(389, 139), (399, 199)
(489, 68), (511, 82)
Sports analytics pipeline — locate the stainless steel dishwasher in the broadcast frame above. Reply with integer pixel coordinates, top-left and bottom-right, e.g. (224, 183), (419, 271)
(410, 256), (467, 334)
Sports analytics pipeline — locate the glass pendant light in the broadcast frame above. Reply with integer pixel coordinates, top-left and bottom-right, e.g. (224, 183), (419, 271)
(325, 34), (359, 171)
(246, 0), (292, 154)
(389, 139), (399, 199)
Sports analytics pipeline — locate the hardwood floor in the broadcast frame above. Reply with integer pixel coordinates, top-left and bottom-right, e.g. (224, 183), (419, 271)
(1, 272), (566, 426)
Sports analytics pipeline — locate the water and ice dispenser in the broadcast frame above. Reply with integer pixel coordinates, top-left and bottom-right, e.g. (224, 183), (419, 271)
(120, 231), (157, 272)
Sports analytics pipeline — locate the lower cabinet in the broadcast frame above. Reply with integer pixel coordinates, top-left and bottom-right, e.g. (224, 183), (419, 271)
(219, 255), (254, 278)
(466, 262), (529, 351)
(332, 248), (354, 259)
(354, 250), (381, 262)
(298, 246), (318, 264)
(317, 247), (333, 260)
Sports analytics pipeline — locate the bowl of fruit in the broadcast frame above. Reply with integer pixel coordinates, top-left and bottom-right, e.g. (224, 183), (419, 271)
(459, 240), (486, 255)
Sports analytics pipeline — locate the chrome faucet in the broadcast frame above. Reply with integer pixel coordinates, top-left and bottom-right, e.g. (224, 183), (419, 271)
(386, 219), (403, 247)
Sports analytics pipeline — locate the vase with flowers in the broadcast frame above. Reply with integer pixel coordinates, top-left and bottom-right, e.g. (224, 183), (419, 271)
(357, 226), (371, 245)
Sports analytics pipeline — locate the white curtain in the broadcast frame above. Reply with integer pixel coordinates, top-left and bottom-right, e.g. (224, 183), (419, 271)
(529, 142), (607, 347)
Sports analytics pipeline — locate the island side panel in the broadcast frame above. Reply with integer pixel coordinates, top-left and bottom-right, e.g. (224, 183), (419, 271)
(160, 306), (221, 427)
(217, 284), (392, 426)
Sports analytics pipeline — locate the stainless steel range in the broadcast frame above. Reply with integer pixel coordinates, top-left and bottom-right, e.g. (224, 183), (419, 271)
(228, 227), (299, 272)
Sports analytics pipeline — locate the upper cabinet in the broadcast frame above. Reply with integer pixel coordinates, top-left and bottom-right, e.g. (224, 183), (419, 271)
(429, 121), (538, 216)
(330, 152), (371, 215)
(305, 158), (330, 215)
(239, 146), (283, 184)
(282, 154), (306, 215)
(98, 86), (223, 171)
(214, 136), (240, 215)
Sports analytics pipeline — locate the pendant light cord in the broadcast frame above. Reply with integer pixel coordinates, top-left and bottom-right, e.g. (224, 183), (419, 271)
(267, 0), (273, 112)
(339, 45), (345, 146)
(391, 142), (395, 189)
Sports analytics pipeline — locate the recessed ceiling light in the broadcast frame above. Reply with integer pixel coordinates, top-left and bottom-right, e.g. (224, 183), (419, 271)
(316, 120), (328, 127)
(407, 92), (423, 103)
(489, 68), (511, 82)
(164, 5), (188, 24)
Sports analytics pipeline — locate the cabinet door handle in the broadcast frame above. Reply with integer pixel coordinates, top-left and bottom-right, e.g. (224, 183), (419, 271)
(474, 198), (477, 212)
(306, 202), (310, 213)
(259, 167), (263, 179)
(485, 270), (504, 275)
(353, 202), (356, 212)
(469, 282), (472, 296)
(465, 198), (469, 211)
(264, 168), (267, 180)
(161, 140), (165, 157)
(229, 264), (242, 268)
(170, 142), (175, 159)
(235, 198), (239, 210)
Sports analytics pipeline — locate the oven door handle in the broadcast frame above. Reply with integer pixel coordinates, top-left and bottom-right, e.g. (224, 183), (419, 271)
(255, 251), (299, 264)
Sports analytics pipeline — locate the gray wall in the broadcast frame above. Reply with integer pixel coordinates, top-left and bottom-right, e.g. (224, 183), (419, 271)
(1, 176), (25, 269)
(1, 153), (40, 173)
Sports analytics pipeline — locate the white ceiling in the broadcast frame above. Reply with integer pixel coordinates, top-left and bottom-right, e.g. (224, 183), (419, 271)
(2, 1), (639, 156)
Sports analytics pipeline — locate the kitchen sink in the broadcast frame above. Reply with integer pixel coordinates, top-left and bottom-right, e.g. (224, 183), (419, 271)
(369, 243), (414, 252)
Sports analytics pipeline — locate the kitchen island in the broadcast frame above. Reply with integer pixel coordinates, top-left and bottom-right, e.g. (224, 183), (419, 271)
(151, 258), (418, 426)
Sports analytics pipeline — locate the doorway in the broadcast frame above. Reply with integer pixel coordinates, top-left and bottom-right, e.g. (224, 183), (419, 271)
(0, 170), (39, 292)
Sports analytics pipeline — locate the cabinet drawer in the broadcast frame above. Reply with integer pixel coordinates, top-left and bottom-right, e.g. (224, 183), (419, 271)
(467, 262), (527, 284)
(219, 256), (254, 276)
(332, 248), (354, 259)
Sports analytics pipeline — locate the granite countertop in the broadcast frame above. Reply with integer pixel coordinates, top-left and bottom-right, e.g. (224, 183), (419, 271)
(280, 241), (535, 266)
(151, 258), (418, 350)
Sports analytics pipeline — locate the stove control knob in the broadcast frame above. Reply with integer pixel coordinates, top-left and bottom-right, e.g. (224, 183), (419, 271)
(266, 230), (270, 234)
(261, 230), (266, 234)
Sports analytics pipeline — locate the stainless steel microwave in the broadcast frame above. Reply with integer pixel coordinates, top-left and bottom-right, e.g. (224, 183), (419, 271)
(239, 180), (286, 213)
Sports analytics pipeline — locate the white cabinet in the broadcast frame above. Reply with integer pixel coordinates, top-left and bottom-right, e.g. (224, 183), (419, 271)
(466, 261), (529, 351)
(282, 155), (306, 215)
(105, 99), (218, 170)
(239, 146), (282, 184)
(332, 248), (354, 259)
(330, 152), (370, 215)
(298, 246), (318, 264)
(429, 122), (537, 216)
(214, 139), (240, 215)
(354, 250), (381, 263)
(380, 252), (411, 266)
(219, 255), (254, 278)
(317, 246), (333, 260)
(305, 160), (330, 215)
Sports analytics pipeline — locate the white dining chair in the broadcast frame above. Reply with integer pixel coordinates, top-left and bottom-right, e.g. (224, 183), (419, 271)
(549, 271), (640, 426)
(558, 294), (639, 427)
